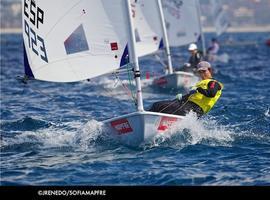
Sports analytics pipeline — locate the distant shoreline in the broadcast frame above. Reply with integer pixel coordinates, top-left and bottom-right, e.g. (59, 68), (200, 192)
(204, 25), (270, 33)
(0, 28), (22, 34)
(1, 26), (270, 34)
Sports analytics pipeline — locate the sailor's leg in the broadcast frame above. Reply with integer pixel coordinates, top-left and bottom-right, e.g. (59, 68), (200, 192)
(174, 101), (204, 117)
(149, 100), (177, 113)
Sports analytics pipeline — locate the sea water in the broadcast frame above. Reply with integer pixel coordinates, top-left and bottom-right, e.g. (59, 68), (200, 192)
(1, 32), (270, 185)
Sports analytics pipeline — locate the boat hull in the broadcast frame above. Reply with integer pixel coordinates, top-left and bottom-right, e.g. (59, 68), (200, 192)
(103, 111), (184, 147)
(266, 39), (270, 47)
(153, 71), (199, 90)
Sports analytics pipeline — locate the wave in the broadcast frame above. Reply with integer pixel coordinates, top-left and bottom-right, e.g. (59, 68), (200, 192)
(1, 117), (51, 132)
(265, 108), (270, 117)
(0, 119), (106, 151)
(1, 111), (269, 152)
(143, 112), (234, 150)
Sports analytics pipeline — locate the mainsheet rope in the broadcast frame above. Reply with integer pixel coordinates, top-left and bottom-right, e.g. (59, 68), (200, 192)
(17, 76), (91, 119)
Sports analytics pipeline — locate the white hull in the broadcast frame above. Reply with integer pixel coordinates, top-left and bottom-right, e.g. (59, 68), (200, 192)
(153, 71), (199, 90)
(103, 111), (184, 147)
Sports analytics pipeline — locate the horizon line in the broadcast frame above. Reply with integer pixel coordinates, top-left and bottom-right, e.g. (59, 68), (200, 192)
(1, 25), (270, 34)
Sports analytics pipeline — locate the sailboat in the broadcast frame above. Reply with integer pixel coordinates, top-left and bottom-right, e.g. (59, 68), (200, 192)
(208, 0), (230, 63)
(266, 38), (270, 47)
(209, 0), (229, 37)
(22, 0), (185, 147)
(148, 0), (202, 90)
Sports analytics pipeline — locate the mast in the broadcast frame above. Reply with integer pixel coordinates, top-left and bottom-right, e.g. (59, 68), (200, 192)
(196, 0), (206, 57)
(125, 0), (144, 112)
(156, 0), (173, 74)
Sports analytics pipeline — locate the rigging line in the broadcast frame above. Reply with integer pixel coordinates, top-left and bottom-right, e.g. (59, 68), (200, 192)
(112, 69), (132, 75)
(126, 63), (137, 104)
(110, 65), (137, 107)
(109, 67), (132, 76)
(171, 93), (198, 115)
(171, 100), (190, 115)
(20, 78), (91, 119)
(87, 77), (134, 112)
(158, 95), (192, 115)
(155, 54), (169, 72)
(113, 64), (134, 85)
(111, 68), (137, 106)
(158, 99), (179, 113)
(112, 64), (134, 99)
(155, 54), (166, 67)
(113, 74), (132, 98)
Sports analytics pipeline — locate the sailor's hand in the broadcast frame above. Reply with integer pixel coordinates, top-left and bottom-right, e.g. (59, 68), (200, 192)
(176, 93), (183, 101)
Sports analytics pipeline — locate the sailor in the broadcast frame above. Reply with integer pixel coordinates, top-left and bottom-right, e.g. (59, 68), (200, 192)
(149, 61), (223, 117)
(207, 38), (220, 61)
(179, 43), (203, 73)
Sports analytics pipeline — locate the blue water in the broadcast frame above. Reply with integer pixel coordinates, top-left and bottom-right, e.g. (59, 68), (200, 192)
(1, 32), (270, 185)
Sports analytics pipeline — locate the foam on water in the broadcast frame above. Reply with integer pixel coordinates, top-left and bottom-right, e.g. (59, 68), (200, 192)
(265, 108), (270, 117)
(4, 103), (268, 152)
(1, 119), (106, 151)
(145, 112), (234, 149)
(1, 113), (235, 152)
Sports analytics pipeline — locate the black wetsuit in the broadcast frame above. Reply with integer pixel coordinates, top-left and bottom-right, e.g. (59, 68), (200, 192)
(175, 51), (203, 73)
(188, 51), (203, 70)
(149, 94), (203, 117)
(149, 79), (221, 118)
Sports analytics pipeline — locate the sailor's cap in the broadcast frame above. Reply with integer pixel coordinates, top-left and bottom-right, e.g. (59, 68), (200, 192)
(197, 61), (211, 71)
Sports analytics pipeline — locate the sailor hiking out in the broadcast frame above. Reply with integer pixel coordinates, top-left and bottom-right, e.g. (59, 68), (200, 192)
(149, 61), (223, 117)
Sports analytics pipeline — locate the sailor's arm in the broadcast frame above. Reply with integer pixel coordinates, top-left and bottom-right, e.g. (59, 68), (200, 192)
(197, 81), (222, 97)
(180, 89), (197, 100)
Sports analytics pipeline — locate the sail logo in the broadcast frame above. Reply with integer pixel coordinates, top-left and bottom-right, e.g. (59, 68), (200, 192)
(163, 0), (183, 19)
(169, 0), (183, 9)
(157, 117), (177, 131)
(111, 119), (133, 134)
(176, 31), (186, 37)
(110, 42), (119, 51)
(154, 77), (168, 85)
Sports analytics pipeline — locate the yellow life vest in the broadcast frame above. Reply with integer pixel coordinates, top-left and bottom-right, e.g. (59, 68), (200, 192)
(188, 79), (223, 113)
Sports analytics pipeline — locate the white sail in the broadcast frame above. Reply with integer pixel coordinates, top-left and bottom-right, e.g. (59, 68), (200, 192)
(162, 0), (201, 47)
(22, 0), (130, 82)
(131, 0), (163, 57)
(209, 0), (229, 36)
(21, 0), (195, 147)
